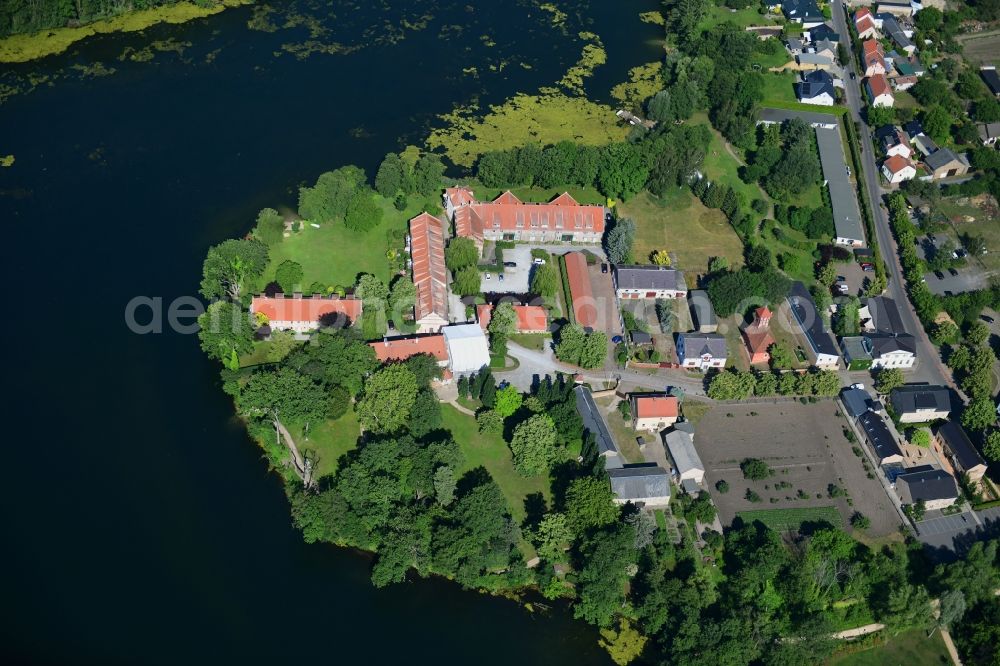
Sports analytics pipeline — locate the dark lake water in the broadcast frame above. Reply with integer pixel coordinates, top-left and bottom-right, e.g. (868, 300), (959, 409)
(0, 1), (660, 662)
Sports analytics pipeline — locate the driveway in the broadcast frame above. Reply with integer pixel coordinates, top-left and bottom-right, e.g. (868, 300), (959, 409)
(923, 269), (987, 296)
(481, 246), (531, 294)
(830, 0), (961, 396)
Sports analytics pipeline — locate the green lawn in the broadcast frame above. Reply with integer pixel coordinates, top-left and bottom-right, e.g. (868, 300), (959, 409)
(442, 404), (550, 523)
(263, 194), (431, 290)
(621, 188), (745, 277)
(759, 71), (799, 107)
(698, 5), (775, 30)
(295, 410), (361, 481)
(737, 506), (843, 531)
(828, 629), (951, 666)
(696, 114), (768, 206)
(510, 333), (551, 351)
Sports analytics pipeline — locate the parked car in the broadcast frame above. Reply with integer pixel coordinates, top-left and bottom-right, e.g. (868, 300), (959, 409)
(948, 268), (959, 277)
(981, 315), (995, 324)
(532, 258), (546, 265)
(503, 261), (516, 268)
(851, 383), (865, 390)
(934, 270), (945, 279)
(498, 274), (504, 282)
(601, 263), (608, 274)
(956, 248), (968, 258)
(850, 72), (856, 80)
(485, 272), (492, 280)
(861, 263), (875, 272)
(837, 275), (847, 282)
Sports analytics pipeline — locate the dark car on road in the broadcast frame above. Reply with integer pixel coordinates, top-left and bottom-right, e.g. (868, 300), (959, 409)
(948, 268), (959, 277)
(934, 270), (945, 279)
(503, 261), (516, 268)
(601, 263), (608, 274)
(981, 315), (995, 324)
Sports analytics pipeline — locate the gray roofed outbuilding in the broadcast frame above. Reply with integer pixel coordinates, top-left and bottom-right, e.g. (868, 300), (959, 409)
(841, 387), (874, 419)
(787, 281), (840, 357)
(613, 266), (687, 292)
(574, 386), (618, 457)
(663, 422), (704, 483)
(816, 126), (865, 244)
(689, 290), (718, 332)
(934, 421), (987, 474)
(608, 464), (671, 502)
(859, 411), (903, 462)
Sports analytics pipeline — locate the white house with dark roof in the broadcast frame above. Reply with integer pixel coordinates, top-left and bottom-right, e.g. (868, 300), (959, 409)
(890, 385), (950, 423)
(866, 334), (916, 368)
(895, 466), (959, 511)
(796, 70), (836, 105)
(676, 333), (727, 370)
(608, 464), (671, 507)
(613, 266), (687, 300)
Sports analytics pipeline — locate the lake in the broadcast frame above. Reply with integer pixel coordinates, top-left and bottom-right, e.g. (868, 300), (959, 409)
(0, 1), (661, 662)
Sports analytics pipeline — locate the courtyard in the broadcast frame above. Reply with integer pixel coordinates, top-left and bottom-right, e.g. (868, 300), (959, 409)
(695, 401), (901, 537)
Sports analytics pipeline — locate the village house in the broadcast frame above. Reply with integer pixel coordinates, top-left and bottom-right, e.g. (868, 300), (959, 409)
(688, 290), (718, 333)
(409, 212), (449, 333)
(895, 466), (960, 511)
(786, 281), (840, 368)
(564, 251), (598, 330)
(866, 334), (917, 368)
(796, 52), (835, 71)
(774, 0), (825, 28)
(891, 75), (918, 91)
(613, 265), (687, 300)
(981, 66), (1000, 97)
(808, 23), (839, 43)
(903, 119), (924, 141)
(476, 303), (549, 334)
(855, 7), (878, 39)
(978, 122), (1000, 146)
(875, 125), (912, 159)
(861, 40), (887, 77)
(796, 69), (836, 105)
(925, 148), (971, 180)
(369, 334), (449, 366)
(813, 38), (838, 61)
(866, 73), (895, 107)
(785, 37), (805, 56)
(881, 155), (917, 183)
(890, 385), (951, 423)
(443, 187), (605, 248)
(880, 14), (916, 55)
(250, 293), (362, 333)
(608, 464), (671, 507)
(876, 0), (915, 18)
(841, 386), (877, 421)
(631, 394), (679, 432)
(663, 422), (705, 490)
(676, 332), (727, 370)
(933, 421), (989, 483)
(859, 410), (904, 465)
(741, 306), (776, 365)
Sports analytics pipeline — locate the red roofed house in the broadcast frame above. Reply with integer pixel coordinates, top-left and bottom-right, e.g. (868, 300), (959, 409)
(443, 186), (605, 249)
(632, 394), (679, 432)
(861, 40), (887, 78)
(741, 306), (776, 365)
(865, 73), (894, 107)
(881, 155), (917, 184)
(563, 252), (598, 329)
(409, 212), (450, 333)
(251, 293), (362, 333)
(855, 8), (878, 39)
(477, 303), (549, 334)
(369, 334), (449, 366)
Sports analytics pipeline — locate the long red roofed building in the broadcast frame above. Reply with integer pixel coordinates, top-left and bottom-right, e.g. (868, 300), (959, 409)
(476, 303), (549, 334)
(251, 294), (362, 333)
(563, 251), (598, 330)
(443, 187), (605, 247)
(369, 334), (449, 365)
(409, 212), (450, 333)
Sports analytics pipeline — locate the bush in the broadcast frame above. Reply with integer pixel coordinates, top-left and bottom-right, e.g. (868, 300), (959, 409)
(745, 489), (763, 503)
(741, 458), (773, 480)
(716, 479), (730, 494)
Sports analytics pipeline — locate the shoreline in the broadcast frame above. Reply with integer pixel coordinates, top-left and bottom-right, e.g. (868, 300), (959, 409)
(0, 0), (253, 64)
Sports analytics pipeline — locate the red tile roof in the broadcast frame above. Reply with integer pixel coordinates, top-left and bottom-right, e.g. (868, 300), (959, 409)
(369, 335), (448, 363)
(251, 294), (362, 325)
(563, 252), (597, 329)
(867, 73), (892, 98)
(635, 395), (678, 419)
(883, 155), (913, 174)
(448, 188), (605, 242)
(477, 303), (549, 333)
(409, 212), (449, 325)
(854, 7), (872, 22)
(856, 15), (876, 35)
(862, 39), (883, 55)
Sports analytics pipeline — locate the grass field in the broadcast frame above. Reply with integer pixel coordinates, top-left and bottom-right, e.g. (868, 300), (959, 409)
(621, 189), (745, 276)
(956, 29), (1000, 65)
(263, 194), (431, 290)
(696, 114), (768, 206)
(698, 5), (775, 30)
(442, 404), (550, 523)
(295, 411), (361, 481)
(828, 629), (951, 666)
(760, 72), (799, 107)
(737, 506), (843, 531)
(510, 333), (551, 351)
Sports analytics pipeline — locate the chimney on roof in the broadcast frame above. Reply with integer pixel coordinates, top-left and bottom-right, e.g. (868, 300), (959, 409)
(293, 292), (302, 299)
(275, 292), (285, 299)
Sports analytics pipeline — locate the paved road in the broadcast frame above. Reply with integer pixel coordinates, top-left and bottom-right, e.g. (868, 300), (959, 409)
(500, 341), (710, 396)
(830, 0), (960, 394)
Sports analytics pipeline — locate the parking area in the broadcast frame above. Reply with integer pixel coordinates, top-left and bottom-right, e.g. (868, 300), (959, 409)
(916, 236), (988, 295)
(480, 245), (532, 294)
(917, 506), (1000, 553)
(695, 401), (900, 537)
